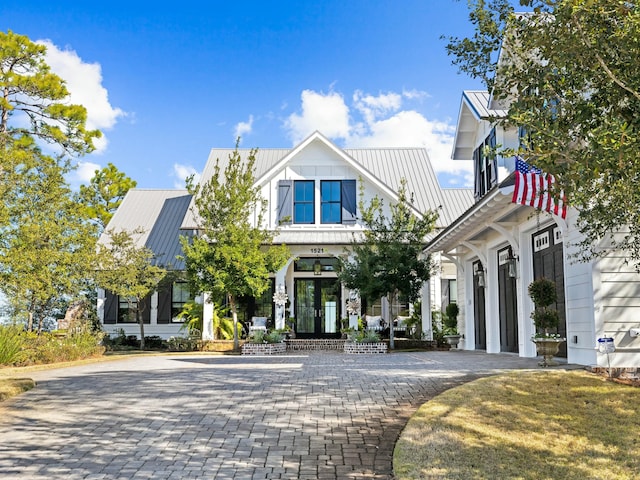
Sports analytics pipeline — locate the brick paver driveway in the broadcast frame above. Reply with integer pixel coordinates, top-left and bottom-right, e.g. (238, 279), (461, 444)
(0, 351), (542, 479)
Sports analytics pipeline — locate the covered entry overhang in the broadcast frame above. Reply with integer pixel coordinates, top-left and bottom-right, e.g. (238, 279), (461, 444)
(424, 182), (567, 358)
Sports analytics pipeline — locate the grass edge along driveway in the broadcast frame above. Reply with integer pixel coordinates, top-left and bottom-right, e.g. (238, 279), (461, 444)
(394, 370), (640, 480)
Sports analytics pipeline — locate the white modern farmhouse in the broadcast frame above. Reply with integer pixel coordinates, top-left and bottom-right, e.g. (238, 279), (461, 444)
(424, 90), (640, 368)
(98, 131), (472, 341)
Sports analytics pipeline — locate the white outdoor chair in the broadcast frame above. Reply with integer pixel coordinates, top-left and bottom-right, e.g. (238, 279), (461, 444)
(249, 316), (268, 334)
(394, 316), (410, 335)
(365, 315), (383, 332)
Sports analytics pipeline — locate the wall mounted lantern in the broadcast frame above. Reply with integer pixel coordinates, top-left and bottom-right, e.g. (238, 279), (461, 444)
(314, 259), (322, 276)
(507, 252), (519, 278)
(475, 268), (486, 288)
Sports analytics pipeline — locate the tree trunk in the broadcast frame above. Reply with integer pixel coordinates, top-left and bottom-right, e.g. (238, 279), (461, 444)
(27, 310), (34, 332)
(138, 306), (146, 350)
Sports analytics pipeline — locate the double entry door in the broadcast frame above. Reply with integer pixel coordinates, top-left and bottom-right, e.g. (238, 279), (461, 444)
(295, 278), (340, 337)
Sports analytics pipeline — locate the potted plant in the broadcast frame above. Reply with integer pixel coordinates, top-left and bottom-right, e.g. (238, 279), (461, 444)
(241, 329), (286, 355)
(528, 278), (565, 366)
(443, 302), (462, 348)
(286, 317), (296, 338)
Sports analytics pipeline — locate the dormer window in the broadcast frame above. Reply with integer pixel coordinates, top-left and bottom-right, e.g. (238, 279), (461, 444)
(294, 180), (315, 224)
(473, 128), (497, 200)
(277, 179), (357, 225)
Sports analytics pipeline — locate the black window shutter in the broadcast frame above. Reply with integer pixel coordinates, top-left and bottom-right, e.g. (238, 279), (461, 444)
(103, 290), (117, 324)
(277, 180), (293, 225)
(341, 180), (357, 224)
(157, 285), (171, 324)
(141, 295), (152, 324)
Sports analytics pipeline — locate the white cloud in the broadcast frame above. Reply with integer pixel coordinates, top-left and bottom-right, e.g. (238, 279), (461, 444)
(65, 160), (101, 191)
(353, 90), (402, 124)
(234, 115), (254, 140)
(402, 88), (430, 101)
(284, 88), (473, 185)
(75, 161), (102, 183)
(284, 90), (351, 144)
(38, 40), (125, 154)
(172, 163), (200, 189)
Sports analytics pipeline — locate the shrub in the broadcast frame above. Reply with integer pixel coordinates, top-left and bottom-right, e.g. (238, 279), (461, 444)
(143, 335), (165, 350)
(166, 336), (197, 351)
(102, 329), (141, 350)
(351, 330), (381, 343)
(17, 330), (105, 365)
(0, 324), (26, 366)
(444, 303), (460, 335)
(247, 329), (284, 344)
(528, 278), (560, 334)
(431, 311), (446, 347)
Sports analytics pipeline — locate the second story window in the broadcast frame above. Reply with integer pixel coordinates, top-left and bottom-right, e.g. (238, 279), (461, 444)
(321, 181), (341, 223)
(321, 180), (357, 224)
(277, 179), (357, 225)
(294, 180), (315, 224)
(473, 128), (497, 200)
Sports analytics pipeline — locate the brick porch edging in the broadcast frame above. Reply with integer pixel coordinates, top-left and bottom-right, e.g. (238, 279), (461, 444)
(344, 341), (388, 354)
(241, 342), (287, 355)
(285, 339), (347, 350)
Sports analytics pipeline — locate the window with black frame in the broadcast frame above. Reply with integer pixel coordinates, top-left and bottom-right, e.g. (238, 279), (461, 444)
(473, 128), (497, 199)
(118, 296), (137, 323)
(294, 180), (315, 224)
(171, 282), (191, 322)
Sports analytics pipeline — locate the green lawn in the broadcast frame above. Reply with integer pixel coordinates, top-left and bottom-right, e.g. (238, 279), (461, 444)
(394, 370), (640, 480)
(0, 377), (36, 402)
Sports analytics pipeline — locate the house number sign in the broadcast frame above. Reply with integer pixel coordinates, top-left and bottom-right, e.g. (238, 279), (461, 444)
(310, 247), (325, 254)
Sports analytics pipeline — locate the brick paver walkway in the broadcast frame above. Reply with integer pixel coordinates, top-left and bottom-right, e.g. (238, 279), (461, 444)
(0, 351), (544, 479)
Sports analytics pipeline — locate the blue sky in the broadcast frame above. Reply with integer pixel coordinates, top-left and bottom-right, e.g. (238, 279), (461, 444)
(2, 1), (485, 190)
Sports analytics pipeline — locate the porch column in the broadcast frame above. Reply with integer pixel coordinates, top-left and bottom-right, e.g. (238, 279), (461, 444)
(421, 281), (432, 340)
(274, 267), (288, 330)
(97, 288), (105, 323)
(150, 291), (158, 325)
(201, 292), (214, 340)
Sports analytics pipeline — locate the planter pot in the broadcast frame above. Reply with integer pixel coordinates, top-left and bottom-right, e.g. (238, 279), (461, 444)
(532, 338), (566, 367)
(241, 342), (286, 355)
(444, 334), (462, 348)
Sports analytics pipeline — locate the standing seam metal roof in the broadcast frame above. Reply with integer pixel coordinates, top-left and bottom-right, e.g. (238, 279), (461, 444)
(99, 189), (192, 270)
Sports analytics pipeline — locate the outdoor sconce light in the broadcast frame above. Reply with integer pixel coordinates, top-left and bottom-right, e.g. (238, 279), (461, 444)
(314, 259), (322, 276)
(475, 268), (485, 288)
(507, 253), (519, 278)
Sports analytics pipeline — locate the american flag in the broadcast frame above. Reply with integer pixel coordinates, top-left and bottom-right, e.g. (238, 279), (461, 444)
(512, 157), (567, 219)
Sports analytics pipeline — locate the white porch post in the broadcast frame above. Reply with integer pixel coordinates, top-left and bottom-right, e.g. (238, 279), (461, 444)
(201, 292), (214, 340)
(97, 288), (106, 324)
(274, 267), (288, 330)
(421, 281), (432, 340)
(150, 291), (158, 325)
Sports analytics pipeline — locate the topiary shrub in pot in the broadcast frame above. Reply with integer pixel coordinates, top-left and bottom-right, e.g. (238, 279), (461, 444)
(528, 277), (564, 366)
(528, 278), (560, 337)
(443, 302), (461, 348)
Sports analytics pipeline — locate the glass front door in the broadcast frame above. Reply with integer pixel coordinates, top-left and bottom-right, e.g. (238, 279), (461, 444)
(295, 278), (340, 337)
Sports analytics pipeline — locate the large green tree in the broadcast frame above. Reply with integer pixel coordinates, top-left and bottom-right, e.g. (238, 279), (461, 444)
(447, 0), (640, 269)
(96, 229), (167, 349)
(181, 143), (290, 350)
(0, 29), (99, 153)
(0, 30), (101, 328)
(0, 143), (97, 331)
(339, 179), (436, 349)
(78, 162), (137, 233)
